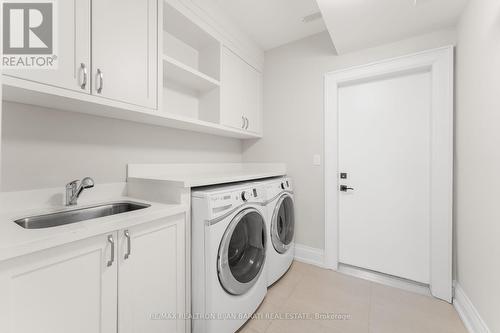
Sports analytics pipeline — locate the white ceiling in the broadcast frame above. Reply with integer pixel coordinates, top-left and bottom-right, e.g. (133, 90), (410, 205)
(207, 0), (328, 50)
(316, 0), (468, 54)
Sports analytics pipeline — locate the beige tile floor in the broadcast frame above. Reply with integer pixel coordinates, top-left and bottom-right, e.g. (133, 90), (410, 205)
(238, 261), (467, 333)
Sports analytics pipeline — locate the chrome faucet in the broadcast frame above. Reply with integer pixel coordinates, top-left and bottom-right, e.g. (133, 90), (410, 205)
(66, 177), (95, 206)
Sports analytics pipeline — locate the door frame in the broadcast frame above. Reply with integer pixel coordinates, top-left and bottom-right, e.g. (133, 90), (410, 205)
(324, 46), (454, 302)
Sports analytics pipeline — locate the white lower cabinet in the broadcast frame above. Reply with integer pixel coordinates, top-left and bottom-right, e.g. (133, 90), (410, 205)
(0, 215), (186, 333)
(118, 216), (186, 333)
(0, 233), (118, 333)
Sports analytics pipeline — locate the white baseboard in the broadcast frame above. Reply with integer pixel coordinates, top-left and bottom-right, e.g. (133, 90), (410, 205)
(294, 247), (491, 333)
(453, 282), (491, 333)
(294, 244), (325, 267)
(338, 263), (431, 297)
(294, 245), (431, 297)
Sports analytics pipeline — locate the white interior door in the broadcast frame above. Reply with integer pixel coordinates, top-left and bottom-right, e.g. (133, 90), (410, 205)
(338, 71), (432, 284)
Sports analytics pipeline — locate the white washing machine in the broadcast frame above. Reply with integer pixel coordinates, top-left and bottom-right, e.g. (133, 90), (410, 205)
(191, 182), (268, 333)
(257, 177), (295, 287)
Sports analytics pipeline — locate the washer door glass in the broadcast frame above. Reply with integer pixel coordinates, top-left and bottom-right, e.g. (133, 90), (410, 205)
(271, 194), (295, 254)
(218, 208), (266, 295)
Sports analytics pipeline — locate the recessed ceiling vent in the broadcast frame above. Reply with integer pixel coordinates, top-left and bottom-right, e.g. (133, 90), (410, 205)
(301, 12), (322, 23)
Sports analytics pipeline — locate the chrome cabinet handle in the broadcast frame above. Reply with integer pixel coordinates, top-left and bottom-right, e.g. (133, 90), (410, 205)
(96, 69), (103, 94)
(245, 117), (249, 130)
(107, 235), (115, 267)
(124, 230), (131, 260)
(241, 115), (245, 129)
(80, 63), (87, 89)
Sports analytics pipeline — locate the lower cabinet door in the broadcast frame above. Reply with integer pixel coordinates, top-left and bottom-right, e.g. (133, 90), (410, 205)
(0, 233), (118, 333)
(118, 215), (186, 333)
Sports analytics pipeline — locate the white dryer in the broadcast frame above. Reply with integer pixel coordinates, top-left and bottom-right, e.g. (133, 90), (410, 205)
(191, 182), (268, 333)
(258, 177), (295, 286)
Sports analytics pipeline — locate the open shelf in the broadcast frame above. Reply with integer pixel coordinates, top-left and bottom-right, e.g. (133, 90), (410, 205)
(163, 2), (220, 81)
(163, 55), (219, 92)
(162, 2), (222, 126)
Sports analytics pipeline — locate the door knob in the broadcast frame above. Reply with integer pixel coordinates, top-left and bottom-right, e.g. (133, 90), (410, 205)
(340, 185), (354, 192)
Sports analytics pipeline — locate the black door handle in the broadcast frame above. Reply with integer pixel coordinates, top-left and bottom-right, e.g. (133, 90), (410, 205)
(340, 185), (354, 192)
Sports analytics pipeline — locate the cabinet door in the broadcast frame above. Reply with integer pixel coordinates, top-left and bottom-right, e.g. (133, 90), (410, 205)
(92, 0), (157, 109)
(221, 46), (263, 134)
(221, 47), (247, 130)
(245, 68), (263, 134)
(2, 0), (91, 93)
(118, 215), (186, 333)
(0, 233), (118, 333)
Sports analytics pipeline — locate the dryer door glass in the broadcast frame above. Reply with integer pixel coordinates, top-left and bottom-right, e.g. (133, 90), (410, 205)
(271, 194), (295, 254)
(218, 208), (266, 295)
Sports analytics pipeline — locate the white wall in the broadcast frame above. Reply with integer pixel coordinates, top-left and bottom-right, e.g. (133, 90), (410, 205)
(455, 0), (500, 331)
(243, 29), (457, 250)
(1, 102), (242, 191)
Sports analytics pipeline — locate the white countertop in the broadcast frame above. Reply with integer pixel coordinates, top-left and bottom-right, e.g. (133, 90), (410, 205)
(0, 184), (188, 262)
(127, 163), (287, 187)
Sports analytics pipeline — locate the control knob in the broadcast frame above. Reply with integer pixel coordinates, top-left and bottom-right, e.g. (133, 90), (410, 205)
(241, 191), (250, 201)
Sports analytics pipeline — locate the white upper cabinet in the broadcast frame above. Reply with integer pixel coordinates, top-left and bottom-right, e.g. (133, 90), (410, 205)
(92, 0), (157, 108)
(221, 46), (263, 134)
(245, 63), (263, 134)
(0, 233), (118, 333)
(1, 0), (264, 138)
(2, 0), (91, 93)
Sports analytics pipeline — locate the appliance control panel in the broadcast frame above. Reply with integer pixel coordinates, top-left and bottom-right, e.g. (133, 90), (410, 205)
(209, 187), (262, 218)
(267, 177), (293, 198)
(280, 179), (291, 190)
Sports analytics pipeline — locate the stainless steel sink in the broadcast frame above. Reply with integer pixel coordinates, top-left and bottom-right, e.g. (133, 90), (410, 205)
(14, 201), (151, 229)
